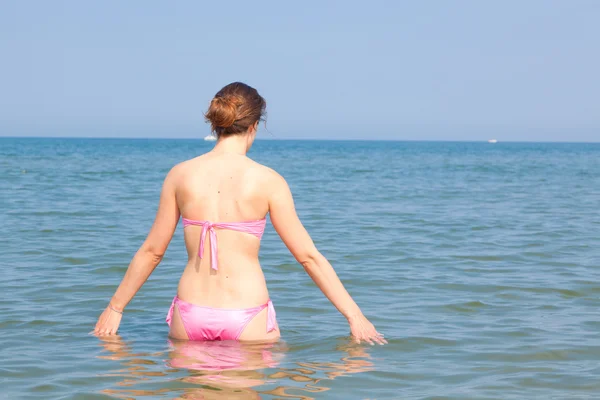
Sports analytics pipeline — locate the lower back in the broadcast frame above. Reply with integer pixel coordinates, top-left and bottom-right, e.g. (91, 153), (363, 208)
(177, 233), (270, 308)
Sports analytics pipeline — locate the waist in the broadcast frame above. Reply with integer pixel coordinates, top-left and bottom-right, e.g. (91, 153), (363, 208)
(177, 261), (269, 308)
(172, 295), (273, 311)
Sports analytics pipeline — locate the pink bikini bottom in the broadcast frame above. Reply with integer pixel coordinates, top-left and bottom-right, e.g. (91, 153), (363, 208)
(166, 296), (278, 341)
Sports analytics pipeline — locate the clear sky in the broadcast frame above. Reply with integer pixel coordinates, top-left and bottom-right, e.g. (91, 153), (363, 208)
(1, 1), (598, 141)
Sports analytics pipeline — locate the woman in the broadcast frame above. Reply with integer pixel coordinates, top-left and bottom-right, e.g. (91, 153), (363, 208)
(94, 82), (386, 345)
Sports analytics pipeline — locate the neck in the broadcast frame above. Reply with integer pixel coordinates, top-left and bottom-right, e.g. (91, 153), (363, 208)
(212, 133), (250, 155)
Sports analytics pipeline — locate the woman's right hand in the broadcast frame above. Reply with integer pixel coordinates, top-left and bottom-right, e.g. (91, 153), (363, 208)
(348, 314), (387, 345)
(94, 305), (123, 336)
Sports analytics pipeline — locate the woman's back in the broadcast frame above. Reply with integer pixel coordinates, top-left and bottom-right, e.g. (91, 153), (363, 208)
(175, 152), (275, 308)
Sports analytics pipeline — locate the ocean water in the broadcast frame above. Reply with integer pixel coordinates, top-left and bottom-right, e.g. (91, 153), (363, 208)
(1, 138), (600, 399)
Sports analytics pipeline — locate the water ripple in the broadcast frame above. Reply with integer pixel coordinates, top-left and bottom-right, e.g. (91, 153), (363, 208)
(1, 138), (600, 399)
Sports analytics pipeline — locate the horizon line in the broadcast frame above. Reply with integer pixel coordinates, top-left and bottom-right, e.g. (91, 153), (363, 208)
(1, 136), (599, 144)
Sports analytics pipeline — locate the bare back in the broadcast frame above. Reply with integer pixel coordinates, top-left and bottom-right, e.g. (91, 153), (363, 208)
(173, 152), (273, 308)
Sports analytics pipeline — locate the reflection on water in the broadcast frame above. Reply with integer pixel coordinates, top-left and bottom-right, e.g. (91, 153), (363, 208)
(96, 336), (374, 399)
(261, 342), (374, 399)
(167, 339), (286, 391)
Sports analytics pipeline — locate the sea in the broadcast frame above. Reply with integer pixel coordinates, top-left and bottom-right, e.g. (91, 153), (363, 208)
(1, 138), (599, 399)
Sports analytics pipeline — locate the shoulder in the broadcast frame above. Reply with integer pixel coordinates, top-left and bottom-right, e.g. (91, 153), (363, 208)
(165, 160), (185, 180)
(240, 158), (290, 201)
(168, 153), (212, 176)
(246, 160), (288, 190)
(162, 157), (198, 187)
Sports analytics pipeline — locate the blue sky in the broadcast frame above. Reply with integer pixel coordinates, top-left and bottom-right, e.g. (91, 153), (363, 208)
(0, 1), (598, 141)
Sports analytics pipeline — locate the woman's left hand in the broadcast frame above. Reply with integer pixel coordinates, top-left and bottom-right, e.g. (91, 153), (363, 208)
(94, 305), (122, 336)
(348, 314), (387, 345)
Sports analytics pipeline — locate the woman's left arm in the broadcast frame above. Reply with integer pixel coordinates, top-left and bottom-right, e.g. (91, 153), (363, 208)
(94, 167), (180, 335)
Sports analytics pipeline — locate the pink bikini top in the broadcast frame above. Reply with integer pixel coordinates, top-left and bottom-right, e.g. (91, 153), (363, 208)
(182, 217), (266, 271)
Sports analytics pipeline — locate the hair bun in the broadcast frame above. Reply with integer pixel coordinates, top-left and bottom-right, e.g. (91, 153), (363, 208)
(206, 96), (237, 128)
(204, 82), (266, 137)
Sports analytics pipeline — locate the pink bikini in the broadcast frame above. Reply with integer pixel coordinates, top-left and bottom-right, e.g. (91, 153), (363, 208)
(166, 217), (278, 341)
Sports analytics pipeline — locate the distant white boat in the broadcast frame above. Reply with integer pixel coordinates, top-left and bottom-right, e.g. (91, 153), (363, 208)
(488, 139), (498, 143)
(204, 135), (217, 142)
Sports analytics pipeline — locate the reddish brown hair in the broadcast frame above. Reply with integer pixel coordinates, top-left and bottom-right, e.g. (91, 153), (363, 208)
(204, 82), (266, 137)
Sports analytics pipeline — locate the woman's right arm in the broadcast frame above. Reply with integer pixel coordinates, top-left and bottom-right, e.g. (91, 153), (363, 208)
(268, 172), (386, 345)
